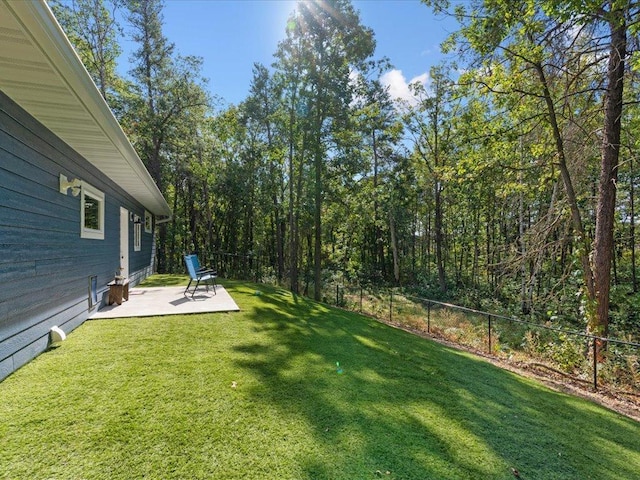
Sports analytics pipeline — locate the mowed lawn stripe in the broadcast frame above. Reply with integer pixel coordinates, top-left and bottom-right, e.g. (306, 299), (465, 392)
(1, 280), (639, 479)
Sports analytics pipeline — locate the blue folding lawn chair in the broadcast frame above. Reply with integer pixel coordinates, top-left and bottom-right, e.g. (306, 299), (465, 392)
(184, 254), (217, 297)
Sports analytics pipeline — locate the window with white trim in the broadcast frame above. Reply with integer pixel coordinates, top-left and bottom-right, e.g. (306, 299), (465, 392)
(144, 210), (152, 233)
(80, 182), (105, 239)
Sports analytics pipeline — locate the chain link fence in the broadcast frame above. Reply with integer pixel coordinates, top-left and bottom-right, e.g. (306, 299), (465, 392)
(209, 252), (264, 283)
(325, 282), (639, 395)
(206, 262), (638, 395)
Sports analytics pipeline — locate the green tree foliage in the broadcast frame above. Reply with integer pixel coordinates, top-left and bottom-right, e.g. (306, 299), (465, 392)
(273, 0), (377, 299)
(244, 63), (287, 282)
(123, 0), (210, 272)
(55, 0), (640, 343)
(402, 66), (461, 293)
(49, 0), (123, 102)
(421, 0), (639, 340)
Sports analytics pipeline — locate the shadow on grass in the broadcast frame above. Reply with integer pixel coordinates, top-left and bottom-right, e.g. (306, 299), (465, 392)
(231, 283), (640, 480)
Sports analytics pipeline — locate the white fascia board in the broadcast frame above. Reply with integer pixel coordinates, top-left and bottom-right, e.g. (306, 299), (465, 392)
(3, 0), (172, 218)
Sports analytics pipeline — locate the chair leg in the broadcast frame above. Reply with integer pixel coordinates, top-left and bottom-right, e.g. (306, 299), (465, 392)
(192, 279), (201, 298)
(185, 276), (216, 298)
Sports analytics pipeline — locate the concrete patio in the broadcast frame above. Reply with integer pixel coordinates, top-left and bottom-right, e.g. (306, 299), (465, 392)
(90, 285), (240, 319)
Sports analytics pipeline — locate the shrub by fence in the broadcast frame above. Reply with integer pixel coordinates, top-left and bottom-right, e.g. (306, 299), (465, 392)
(328, 283), (639, 394)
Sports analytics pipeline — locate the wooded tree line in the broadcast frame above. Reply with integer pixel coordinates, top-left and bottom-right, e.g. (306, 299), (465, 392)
(52, 0), (640, 342)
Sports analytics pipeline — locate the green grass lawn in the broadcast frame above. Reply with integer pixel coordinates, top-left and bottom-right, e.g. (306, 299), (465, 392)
(1, 280), (639, 479)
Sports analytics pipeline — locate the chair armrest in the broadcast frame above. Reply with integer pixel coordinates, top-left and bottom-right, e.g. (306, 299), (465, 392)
(197, 267), (217, 275)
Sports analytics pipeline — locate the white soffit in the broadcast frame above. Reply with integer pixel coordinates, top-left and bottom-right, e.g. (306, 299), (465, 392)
(0, 0), (171, 218)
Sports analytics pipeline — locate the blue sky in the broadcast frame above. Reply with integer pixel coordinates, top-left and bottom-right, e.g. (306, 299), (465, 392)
(124, 0), (461, 106)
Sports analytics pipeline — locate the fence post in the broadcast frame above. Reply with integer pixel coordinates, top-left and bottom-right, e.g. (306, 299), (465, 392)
(253, 255), (261, 283)
(593, 337), (598, 391)
(360, 286), (363, 313)
(389, 290), (393, 322)
(336, 284), (339, 306)
(487, 314), (492, 354)
(427, 302), (431, 333)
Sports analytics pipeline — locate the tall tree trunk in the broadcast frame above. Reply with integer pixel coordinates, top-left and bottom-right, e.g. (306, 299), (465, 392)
(167, 172), (180, 272)
(533, 59), (595, 302)
(274, 199), (284, 282)
(187, 177), (198, 253)
(372, 129), (381, 276)
(473, 207), (480, 289)
(519, 181), (528, 314)
(288, 97), (299, 294)
(592, 12), (626, 343)
(435, 180), (446, 292)
(204, 178), (214, 261)
(426, 209), (431, 279)
(411, 194), (418, 280)
(313, 90), (324, 301)
(314, 142), (322, 301)
(305, 232), (313, 297)
(630, 155), (637, 292)
(389, 213), (400, 286)
(268, 90), (283, 284)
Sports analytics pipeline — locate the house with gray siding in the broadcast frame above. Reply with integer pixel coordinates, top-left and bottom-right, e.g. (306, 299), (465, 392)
(0, 0), (172, 381)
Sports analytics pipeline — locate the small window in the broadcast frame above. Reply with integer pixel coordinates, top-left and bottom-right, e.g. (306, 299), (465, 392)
(144, 211), (152, 233)
(134, 216), (141, 251)
(81, 182), (105, 239)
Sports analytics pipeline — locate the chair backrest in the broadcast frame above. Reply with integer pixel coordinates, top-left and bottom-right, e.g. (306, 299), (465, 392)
(192, 255), (203, 272)
(184, 254), (198, 279)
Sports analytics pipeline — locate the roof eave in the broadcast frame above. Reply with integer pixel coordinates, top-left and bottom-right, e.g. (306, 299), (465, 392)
(2, 0), (172, 218)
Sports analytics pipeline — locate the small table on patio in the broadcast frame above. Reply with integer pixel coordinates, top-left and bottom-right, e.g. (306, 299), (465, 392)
(107, 279), (129, 305)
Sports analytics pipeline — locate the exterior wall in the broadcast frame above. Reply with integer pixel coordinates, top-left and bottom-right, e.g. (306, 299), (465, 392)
(0, 90), (155, 381)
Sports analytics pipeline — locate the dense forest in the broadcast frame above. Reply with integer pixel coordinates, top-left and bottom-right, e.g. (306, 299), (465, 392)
(51, 0), (640, 343)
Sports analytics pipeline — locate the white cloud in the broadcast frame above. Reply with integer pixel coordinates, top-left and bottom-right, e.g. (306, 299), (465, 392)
(349, 68), (360, 86)
(380, 69), (429, 106)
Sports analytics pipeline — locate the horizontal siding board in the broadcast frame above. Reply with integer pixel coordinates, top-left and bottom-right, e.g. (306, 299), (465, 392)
(1, 96), (151, 218)
(0, 276), (85, 329)
(0, 89), (159, 381)
(60, 309), (88, 335)
(1, 276), (110, 362)
(0, 224), (80, 247)
(1, 287), (106, 377)
(0, 135), (54, 185)
(0, 260), (36, 283)
(0, 197), (120, 266)
(35, 257), (112, 277)
(0, 155), (94, 211)
(0, 280), (110, 340)
(0, 171), (73, 217)
(1, 97), (130, 204)
(0, 102), (98, 181)
(0, 356), (13, 380)
(0, 205), (76, 235)
(0, 298), (87, 363)
(0, 261), (114, 309)
(11, 336), (49, 372)
(0, 257), (112, 284)
(0, 244), (112, 267)
(0, 179), (75, 220)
